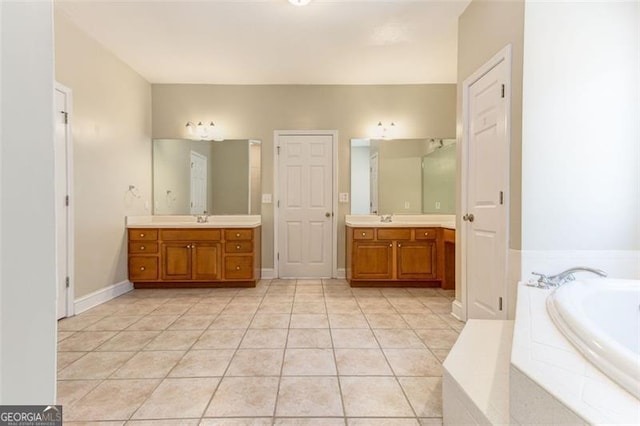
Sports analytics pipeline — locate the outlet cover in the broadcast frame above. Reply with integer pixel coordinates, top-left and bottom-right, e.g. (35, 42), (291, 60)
(339, 193), (349, 203)
(262, 194), (272, 204)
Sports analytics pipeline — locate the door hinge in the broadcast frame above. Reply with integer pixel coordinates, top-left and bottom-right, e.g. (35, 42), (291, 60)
(277, 200), (280, 208)
(499, 297), (503, 311)
(61, 111), (68, 124)
(65, 277), (70, 288)
(277, 146), (281, 155)
(499, 191), (504, 205)
(65, 195), (70, 206)
(501, 84), (505, 98)
(277, 253), (280, 260)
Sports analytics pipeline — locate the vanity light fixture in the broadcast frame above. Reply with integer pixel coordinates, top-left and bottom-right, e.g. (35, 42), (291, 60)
(377, 121), (396, 140)
(288, 0), (312, 5)
(185, 121), (224, 141)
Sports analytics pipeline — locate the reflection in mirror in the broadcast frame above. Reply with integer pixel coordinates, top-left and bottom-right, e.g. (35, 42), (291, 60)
(153, 139), (261, 215)
(350, 138), (456, 215)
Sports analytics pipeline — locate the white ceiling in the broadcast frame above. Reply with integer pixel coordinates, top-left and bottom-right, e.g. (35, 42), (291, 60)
(55, 0), (471, 84)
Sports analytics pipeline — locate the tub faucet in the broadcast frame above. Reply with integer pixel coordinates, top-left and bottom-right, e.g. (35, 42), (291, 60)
(530, 266), (607, 288)
(380, 214), (392, 223)
(196, 211), (208, 223)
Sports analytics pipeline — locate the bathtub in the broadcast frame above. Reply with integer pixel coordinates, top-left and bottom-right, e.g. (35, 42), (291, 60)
(546, 278), (640, 400)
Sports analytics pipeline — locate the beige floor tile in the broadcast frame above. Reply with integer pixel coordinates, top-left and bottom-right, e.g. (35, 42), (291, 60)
(56, 379), (101, 406)
(58, 331), (118, 352)
(250, 313), (291, 329)
(383, 349), (441, 377)
(290, 314), (329, 328)
(150, 303), (193, 316)
(325, 301), (360, 313)
(328, 313), (369, 329)
(113, 303), (158, 316)
(258, 302), (293, 313)
(401, 314), (450, 330)
(57, 351), (86, 371)
(59, 352), (135, 380)
(398, 377), (442, 417)
(96, 331), (160, 351)
(275, 419), (346, 425)
(226, 349), (283, 376)
(168, 315), (216, 330)
(335, 349), (392, 376)
(418, 298), (451, 314)
(58, 331), (76, 342)
(127, 420), (200, 425)
(209, 314), (254, 329)
(84, 316), (143, 331)
(144, 330), (203, 350)
(418, 418), (443, 425)
(240, 329), (288, 348)
(357, 299), (393, 311)
(351, 288), (383, 297)
(169, 349), (235, 377)
(340, 377), (413, 417)
(132, 377), (219, 419)
(365, 313), (409, 329)
(65, 421), (124, 426)
(348, 419), (419, 425)
(293, 302), (327, 314)
(388, 299), (430, 314)
(111, 351), (184, 379)
(82, 304), (125, 317)
(204, 376), (279, 417)
(200, 418), (272, 425)
(222, 303), (260, 315)
(125, 315), (180, 331)
(283, 348), (336, 376)
(276, 377), (343, 417)
(373, 329), (426, 349)
(66, 379), (159, 421)
(187, 303), (226, 315)
(193, 329), (244, 349)
(430, 349), (450, 363)
(414, 329), (459, 350)
(287, 329), (332, 349)
(331, 329), (379, 349)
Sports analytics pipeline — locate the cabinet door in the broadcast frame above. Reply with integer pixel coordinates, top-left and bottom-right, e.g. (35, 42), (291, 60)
(352, 242), (393, 280)
(397, 241), (437, 280)
(161, 242), (192, 280)
(192, 242), (222, 281)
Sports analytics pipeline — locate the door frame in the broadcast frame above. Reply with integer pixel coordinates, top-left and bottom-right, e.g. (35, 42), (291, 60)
(457, 45), (512, 321)
(55, 82), (75, 318)
(273, 130), (339, 279)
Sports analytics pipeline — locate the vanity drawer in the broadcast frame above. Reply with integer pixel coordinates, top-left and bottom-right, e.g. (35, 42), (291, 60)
(160, 229), (221, 241)
(128, 229), (158, 241)
(377, 228), (412, 241)
(415, 228), (437, 240)
(225, 241), (253, 253)
(225, 229), (253, 241)
(224, 256), (253, 279)
(353, 229), (375, 240)
(129, 242), (159, 254)
(129, 257), (158, 280)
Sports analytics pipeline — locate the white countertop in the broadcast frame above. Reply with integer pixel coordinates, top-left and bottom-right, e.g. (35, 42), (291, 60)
(345, 214), (455, 230)
(126, 215), (261, 228)
(511, 282), (639, 424)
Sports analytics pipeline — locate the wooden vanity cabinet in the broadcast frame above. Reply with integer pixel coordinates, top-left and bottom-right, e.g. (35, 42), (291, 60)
(346, 225), (450, 287)
(128, 226), (261, 288)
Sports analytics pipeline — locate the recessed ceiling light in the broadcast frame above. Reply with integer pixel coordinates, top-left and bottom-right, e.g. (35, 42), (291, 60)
(289, 0), (312, 6)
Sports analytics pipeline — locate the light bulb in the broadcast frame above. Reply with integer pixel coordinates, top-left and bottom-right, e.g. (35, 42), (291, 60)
(288, 0), (311, 6)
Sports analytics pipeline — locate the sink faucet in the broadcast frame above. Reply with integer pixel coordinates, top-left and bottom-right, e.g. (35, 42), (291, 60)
(529, 266), (607, 288)
(196, 211), (208, 223)
(380, 214), (392, 223)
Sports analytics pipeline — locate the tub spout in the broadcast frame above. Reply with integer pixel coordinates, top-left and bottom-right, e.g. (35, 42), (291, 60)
(531, 266), (607, 288)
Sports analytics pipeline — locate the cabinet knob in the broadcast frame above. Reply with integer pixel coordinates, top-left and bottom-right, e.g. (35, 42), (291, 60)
(398, 243), (402, 247)
(140, 266), (145, 271)
(236, 245), (241, 249)
(140, 233), (145, 237)
(140, 246), (145, 250)
(361, 232), (366, 236)
(236, 233), (240, 237)
(389, 243), (392, 247)
(424, 232), (429, 236)
(236, 266), (241, 270)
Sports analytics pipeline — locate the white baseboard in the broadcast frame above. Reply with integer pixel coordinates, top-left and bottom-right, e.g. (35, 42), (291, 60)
(451, 300), (464, 321)
(336, 268), (346, 279)
(74, 280), (133, 315)
(261, 269), (275, 279)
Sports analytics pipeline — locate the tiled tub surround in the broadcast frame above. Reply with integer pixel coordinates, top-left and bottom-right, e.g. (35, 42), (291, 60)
(511, 282), (640, 424)
(57, 279), (462, 424)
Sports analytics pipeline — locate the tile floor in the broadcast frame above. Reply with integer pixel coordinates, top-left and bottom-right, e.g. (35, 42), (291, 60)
(57, 279), (464, 425)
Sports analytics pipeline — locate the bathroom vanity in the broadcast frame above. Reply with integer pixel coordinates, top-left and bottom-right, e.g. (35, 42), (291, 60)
(345, 215), (455, 288)
(126, 216), (261, 288)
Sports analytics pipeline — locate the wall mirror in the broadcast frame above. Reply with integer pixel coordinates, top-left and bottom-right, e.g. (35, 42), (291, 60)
(350, 138), (456, 215)
(153, 139), (261, 215)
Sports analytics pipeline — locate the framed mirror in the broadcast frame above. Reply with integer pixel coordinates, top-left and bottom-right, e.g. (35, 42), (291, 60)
(153, 139), (261, 215)
(350, 138), (456, 215)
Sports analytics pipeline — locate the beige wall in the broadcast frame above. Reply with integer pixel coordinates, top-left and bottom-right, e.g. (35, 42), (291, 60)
(55, 9), (152, 298)
(152, 84), (456, 270)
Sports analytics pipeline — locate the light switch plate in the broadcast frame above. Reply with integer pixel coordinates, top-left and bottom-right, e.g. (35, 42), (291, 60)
(262, 194), (272, 204)
(339, 193), (349, 203)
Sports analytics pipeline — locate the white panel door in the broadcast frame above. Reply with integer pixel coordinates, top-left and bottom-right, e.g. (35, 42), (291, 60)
(55, 88), (70, 319)
(466, 59), (509, 320)
(190, 151), (207, 214)
(370, 153), (379, 214)
(278, 134), (333, 278)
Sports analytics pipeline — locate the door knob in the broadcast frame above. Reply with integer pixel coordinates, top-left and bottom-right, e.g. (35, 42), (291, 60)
(462, 214), (469, 221)
(468, 214), (475, 222)
(325, 212), (331, 218)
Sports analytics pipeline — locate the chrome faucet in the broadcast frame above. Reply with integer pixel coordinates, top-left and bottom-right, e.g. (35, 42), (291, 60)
(380, 214), (392, 223)
(529, 266), (607, 289)
(196, 211), (208, 223)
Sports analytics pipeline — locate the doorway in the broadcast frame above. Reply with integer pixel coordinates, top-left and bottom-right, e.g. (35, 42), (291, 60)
(460, 46), (511, 321)
(275, 131), (338, 278)
(55, 84), (74, 319)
